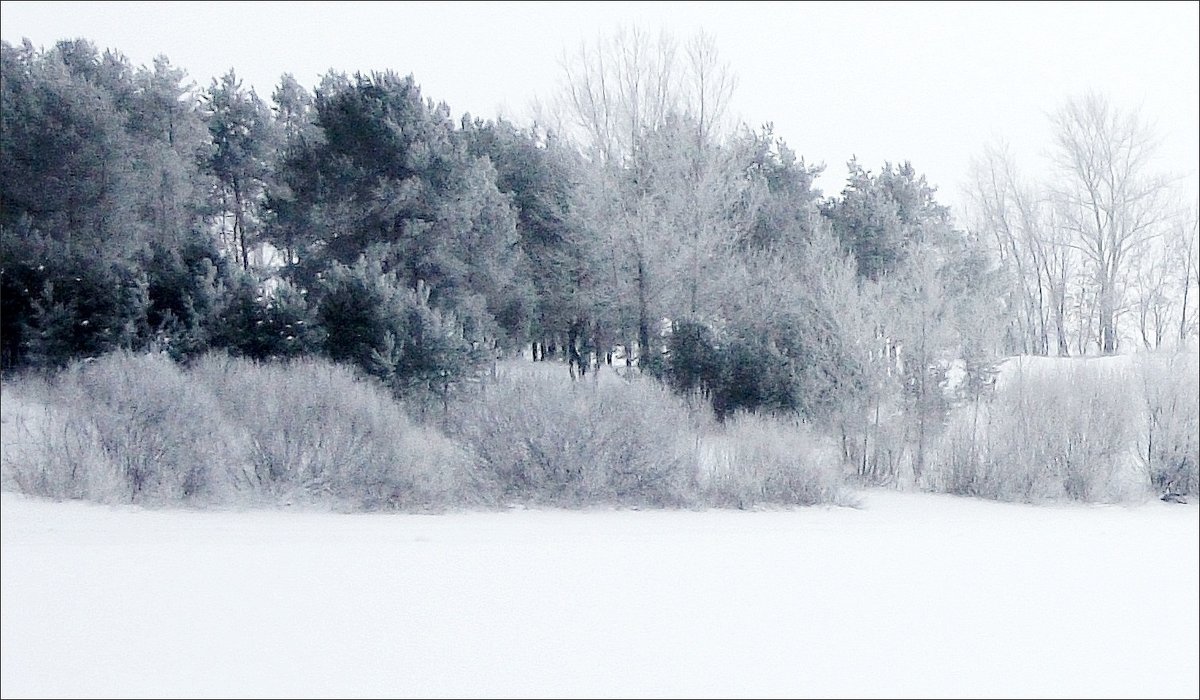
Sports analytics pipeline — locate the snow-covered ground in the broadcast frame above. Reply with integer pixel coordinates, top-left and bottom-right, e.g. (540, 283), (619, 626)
(2, 491), (1196, 698)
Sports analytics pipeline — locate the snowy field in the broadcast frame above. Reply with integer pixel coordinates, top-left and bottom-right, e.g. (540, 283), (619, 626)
(2, 491), (1196, 698)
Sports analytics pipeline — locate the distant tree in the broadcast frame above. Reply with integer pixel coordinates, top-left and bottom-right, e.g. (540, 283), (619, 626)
(23, 253), (150, 368)
(316, 258), (479, 403)
(1170, 199), (1199, 345)
(204, 69), (274, 271)
(141, 238), (223, 361)
(1048, 92), (1173, 354)
(556, 26), (751, 363)
(128, 55), (213, 250)
(1, 39), (217, 370)
(460, 117), (592, 357)
(822, 159), (951, 281)
(271, 71), (533, 347)
(739, 124), (824, 252)
(1, 39), (142, 257)
(264, 73), (320, 266)
(650, 318), (721, 398)
(209, 274), (324, 360)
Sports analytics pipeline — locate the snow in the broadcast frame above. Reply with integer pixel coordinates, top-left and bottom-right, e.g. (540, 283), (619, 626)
(993, 350), (1200, 390)
(2, 491), (1196, 698)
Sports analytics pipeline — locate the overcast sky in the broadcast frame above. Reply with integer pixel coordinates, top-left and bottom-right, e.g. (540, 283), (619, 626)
(3, 1), (1197, 215)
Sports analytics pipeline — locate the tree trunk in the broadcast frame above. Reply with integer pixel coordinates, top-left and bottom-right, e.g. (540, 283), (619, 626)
(234, 183), (249, 272)
(637, 257), (650, 366)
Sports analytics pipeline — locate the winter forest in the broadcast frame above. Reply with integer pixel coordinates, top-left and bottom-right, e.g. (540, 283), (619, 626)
(2, 26), (1196, 507)
(0, 24), (1195, 509)
(1, 11), (1198, 698)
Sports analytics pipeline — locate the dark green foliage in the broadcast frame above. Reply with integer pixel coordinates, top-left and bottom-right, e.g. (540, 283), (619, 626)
(1, 218), (45, 370)
(653, 312), (867, 423)
(650, 319), (721, 396)
(210, 275), (325, 361)
(317, 259), (406, 371)
(1, 39), (217, 372)
(209, 275), (270, 358)
(317, 258), (479, 398)
(651, 318), (803, 420)
(204, 69), (274, 271)
(741, 125), (825, 251)
(711, 328), (798, 419)
(1, 40), (142, 257)
(141, 240), (223, 361)
(270, 72), (535, 348)
(265, 282), (327, 359)
(23, 253), (150, 369)
(821, 160), (952, 280)
(461, 118), (584, 340)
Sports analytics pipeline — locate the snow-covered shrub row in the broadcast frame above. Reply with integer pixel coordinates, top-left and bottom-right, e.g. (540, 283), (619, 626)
(2, 351), (852, 509)
(1, 351), (473, 509)
(449, 370), (854, 508)
(926, 355), (1199, 502)
(2, 375), (110, 499)
(1, 352), (246, 502)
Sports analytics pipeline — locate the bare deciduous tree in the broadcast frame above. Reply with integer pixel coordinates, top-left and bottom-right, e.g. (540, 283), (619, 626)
(1173, 199), (1200, 344)
(556, 26), (745, 360)
(1048, 92), (1173, 354)
(967, 142), (1052, 355)
(558, 26), (679, 167)
(683, 30), (737, 150)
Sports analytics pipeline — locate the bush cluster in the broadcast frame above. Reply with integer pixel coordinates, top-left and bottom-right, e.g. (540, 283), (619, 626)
(925, 356), (1197, 502)
(2, 352), (852, 510)
(1, 351), (474, 509)
(448, 371), (707, 507)
(701, 413), (852, 508)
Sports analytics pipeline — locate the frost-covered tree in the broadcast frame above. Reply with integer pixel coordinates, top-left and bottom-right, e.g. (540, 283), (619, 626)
(1048, 92), (1173, 355)
(204, 69), (274, 271)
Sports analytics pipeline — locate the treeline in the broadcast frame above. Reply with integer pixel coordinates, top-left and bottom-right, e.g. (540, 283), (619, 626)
(0, 32), (1013, 482)
(2, 31), (1193, 492)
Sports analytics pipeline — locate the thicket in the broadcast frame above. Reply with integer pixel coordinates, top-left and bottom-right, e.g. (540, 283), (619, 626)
(1, 351), (852, 510)
(2, 34), (1194, 512)
(924, 356), (1198, 502)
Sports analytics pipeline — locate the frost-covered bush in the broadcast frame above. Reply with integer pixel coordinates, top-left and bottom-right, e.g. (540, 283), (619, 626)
(928, 362), (1139, 502)
(701, 413), (851, 508)
(2, 350), (476, 510)
(1, 376), (109, 500)
(1, 352), (246, 503)
(1137, 354), (1198, 498)
(191, 353), (477, 509)
(449, 372), (706, 507)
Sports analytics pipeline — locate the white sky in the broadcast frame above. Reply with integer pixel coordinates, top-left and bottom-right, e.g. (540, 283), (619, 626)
(2, 0), (1197, 214)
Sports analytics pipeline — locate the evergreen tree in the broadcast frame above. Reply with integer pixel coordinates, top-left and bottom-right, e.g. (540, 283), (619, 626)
(204, 69), (273, 271)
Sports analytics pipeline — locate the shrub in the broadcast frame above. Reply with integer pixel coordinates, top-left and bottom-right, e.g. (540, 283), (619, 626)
(651, 319), (722, 397)
(652, 313), (862, 423)
(190, 353), (476, 509)
(449, 371), (706, 507)
(23, 255), (151, 369)
(927, 361), (1140, 502)
(701, 412), (851, 508)
(209, 276), (325, 360)
(1, 376), (110, 499)
(1137, 354), (1198, 498)
(1, 352), (246, 503)
(141, 240), (223, 362)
